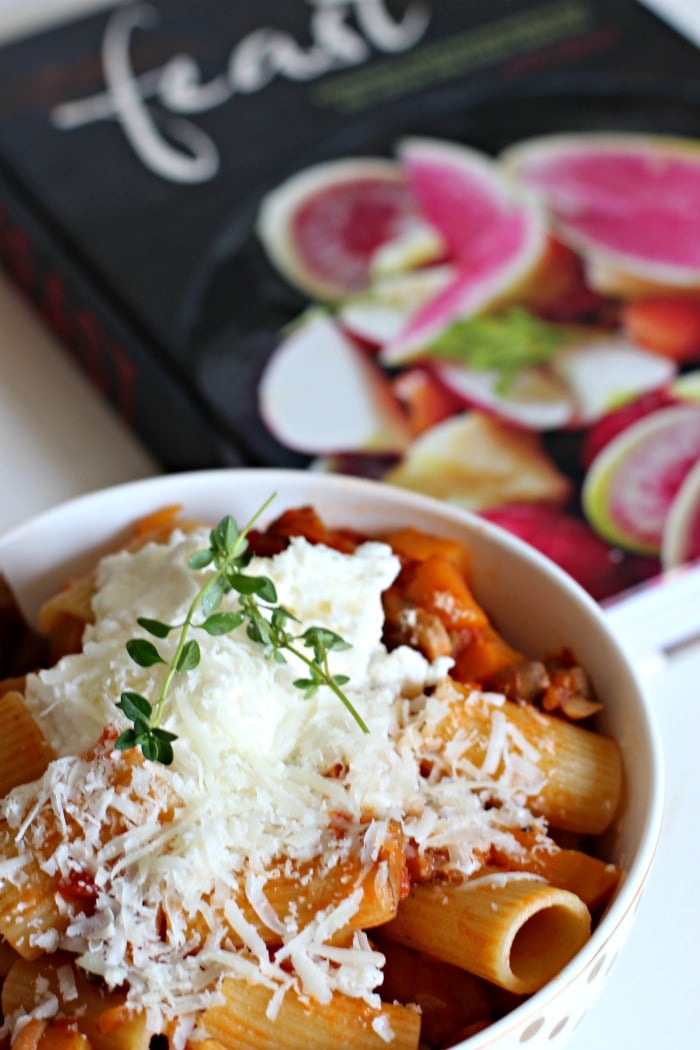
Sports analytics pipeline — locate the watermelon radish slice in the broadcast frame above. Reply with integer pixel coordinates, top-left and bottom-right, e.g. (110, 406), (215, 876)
(258, 312), (411, 455)
(339, 266), (456, 348)
(662, 459), (700, 567)
(432, 362), (574, 430)
(256, 159), (422, 301)
(382, 138), (546, 363)
(580, 387), (680, 469)
(503, 133), (700, 294)
(582, 404), (700, 554)
(549, 338), (676, 425)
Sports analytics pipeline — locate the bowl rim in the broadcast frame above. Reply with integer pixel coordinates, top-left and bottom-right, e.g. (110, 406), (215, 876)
(0, 466), (665, 1048)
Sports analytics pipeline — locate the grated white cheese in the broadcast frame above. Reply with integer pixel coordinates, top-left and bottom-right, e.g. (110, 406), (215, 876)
(0, 528), (551, 1034)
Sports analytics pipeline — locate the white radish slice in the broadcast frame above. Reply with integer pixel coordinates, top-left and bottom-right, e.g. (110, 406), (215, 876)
(338, 302), (408, 348)
(550, 340), (677, 424)
(433, 363), (574, 430)
(259, 312), (411, 455)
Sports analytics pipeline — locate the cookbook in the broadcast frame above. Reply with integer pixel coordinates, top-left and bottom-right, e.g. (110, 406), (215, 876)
(0, 0), (698, 600)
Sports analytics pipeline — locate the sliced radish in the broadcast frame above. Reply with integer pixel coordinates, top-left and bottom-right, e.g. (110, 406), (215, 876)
(371, 264), (456, 310)
(339, 265), (457, 348)
(369, 219), (446, 277)
(338, 301), (408, 349)
(580, 388), (680, 470)
(384, 411), (570, 510)
(582, 403), (700, 554)
(259, 312), (411, 455)
(382, 138), (546, 363)
(481, 503), (657, 601)
(433, 362), (574, 430)
(256, 158), (417, 300)
(662, 459), (700, 567)
(550, 339), (676, 424)
(504, 132), (700, 293)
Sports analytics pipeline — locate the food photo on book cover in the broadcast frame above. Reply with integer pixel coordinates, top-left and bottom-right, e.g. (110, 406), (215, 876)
(0, 0), (697, 603)
(251, 129), (700, 602)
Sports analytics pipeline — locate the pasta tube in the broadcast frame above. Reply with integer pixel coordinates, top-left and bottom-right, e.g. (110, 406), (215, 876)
(181, 821), (406, 948)
(0, 691), (55, 796)
(424, 680), (622, 834)
(383, 874), (591, 995)
(2, 955), (150, 1050)
(193, 975), (421, 1050)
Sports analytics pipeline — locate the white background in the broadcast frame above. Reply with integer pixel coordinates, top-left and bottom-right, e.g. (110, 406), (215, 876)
(0, 3), (698, 1048)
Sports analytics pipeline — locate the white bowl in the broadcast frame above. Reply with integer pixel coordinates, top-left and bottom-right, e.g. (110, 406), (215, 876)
(0, 468), (663, 1050)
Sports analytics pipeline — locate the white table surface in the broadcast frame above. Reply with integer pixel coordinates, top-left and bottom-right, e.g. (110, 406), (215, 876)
(0, 2), (698, 1048)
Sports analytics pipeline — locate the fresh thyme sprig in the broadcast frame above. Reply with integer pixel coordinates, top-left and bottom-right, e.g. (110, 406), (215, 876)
(114, 494), (368, 765)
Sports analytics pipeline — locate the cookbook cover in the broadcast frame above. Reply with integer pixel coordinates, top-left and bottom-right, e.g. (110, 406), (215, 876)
(0, 0), (698, 600)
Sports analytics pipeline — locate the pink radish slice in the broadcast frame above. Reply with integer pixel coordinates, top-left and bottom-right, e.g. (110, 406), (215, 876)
(258, 312), (411, 455)
(662, 459), (700, 567)
(580, 388), (680, 470)
(382, 139), (546, 363)
(504, 133), (700, 288)
(398, 138), (519, 260)
(432, 363), (574, 430)
(582, 404), (700, 554)
(256, 159), (418, 300)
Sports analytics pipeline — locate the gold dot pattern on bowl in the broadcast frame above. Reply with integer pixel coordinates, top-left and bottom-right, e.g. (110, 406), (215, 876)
(573, 1009), (589, 1031)
(520, 1017), (545, 1042)
(548, 1017), (569, 1040)
(586, 953), (607, 983)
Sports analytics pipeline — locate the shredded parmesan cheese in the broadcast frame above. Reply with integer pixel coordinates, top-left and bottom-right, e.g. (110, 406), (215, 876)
(0, 528), (552, 1033)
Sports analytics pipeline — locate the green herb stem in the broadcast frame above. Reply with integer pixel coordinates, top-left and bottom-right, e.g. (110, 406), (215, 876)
(285, 641), (368, 734)
(150, 494), (274, 730)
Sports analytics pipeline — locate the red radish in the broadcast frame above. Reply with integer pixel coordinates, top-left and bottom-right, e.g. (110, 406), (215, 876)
(338, 302), (408, 349)
(481, 502), (659, 600)
(582, 404), (700, 554)
(580, 387), (679, 469)
(504, 132), (700, 295)
(256, 159), (420, 300)
(382, 138), (546, 363)
(549, 339), (676, 425)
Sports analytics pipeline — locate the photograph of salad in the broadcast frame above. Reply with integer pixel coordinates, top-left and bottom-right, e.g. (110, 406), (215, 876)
(255, 132), (700, 600)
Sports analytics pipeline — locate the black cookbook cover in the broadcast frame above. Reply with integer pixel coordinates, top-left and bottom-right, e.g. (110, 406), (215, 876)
(0, 0), (699, 599)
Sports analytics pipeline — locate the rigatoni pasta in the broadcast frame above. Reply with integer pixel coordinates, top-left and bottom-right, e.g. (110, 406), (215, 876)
(0, 503), (624, 1050)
